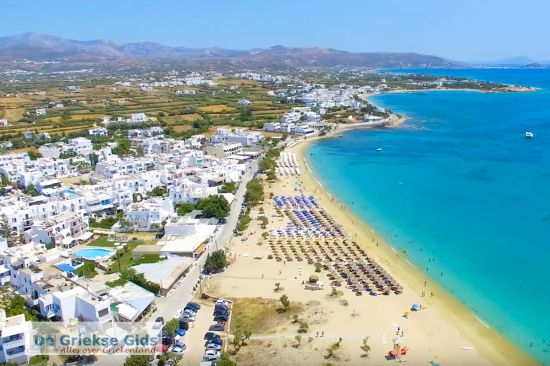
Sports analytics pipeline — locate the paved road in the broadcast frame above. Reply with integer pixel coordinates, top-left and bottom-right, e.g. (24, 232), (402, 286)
(152, 158), (258, 321)
(94, 159), (259, 366)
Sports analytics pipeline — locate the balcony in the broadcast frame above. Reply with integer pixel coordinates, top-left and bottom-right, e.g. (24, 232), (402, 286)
(4, 344), (25, 357)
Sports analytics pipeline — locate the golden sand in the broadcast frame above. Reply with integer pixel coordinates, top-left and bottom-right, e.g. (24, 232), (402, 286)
(288, 125), (538, 365)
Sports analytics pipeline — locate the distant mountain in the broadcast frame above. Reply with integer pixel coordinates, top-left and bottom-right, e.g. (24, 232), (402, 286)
(0, 33), (457, 68)
(491, 56), (539, 65)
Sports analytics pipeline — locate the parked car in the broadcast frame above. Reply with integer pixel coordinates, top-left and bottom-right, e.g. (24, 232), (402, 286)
(175, 328), (186, 336)
(205, 337), (222, 346)
(205, 342), (222, 351)
(215, 299), (229, 306)
(181, 314), (195, 322)
(170, 343), (187, 354)
(203, 350), (221, 361)
(204, 332), (221, 341)
(208, 324), (225, 331)
(187, 302), (201, 309)
(178, 320), (189, 331)
(213, 315), (228, 322)
(213, 308), (229, 316)
(184, 308), (197, 316)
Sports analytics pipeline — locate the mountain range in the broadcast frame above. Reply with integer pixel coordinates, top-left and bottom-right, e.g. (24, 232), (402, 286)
(0, 33), (456, 68)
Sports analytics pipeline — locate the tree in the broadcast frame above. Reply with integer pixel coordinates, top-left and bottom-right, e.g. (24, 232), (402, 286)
(294, 335), (302, 348)
(5, 294), (38, 321)
(274, 282), (281, 292)
(243, 329), (252, 344)
(245, 179), (264, 206)
(0, 174), (10, 187)
(204, 250), (227, 273)
(176, 202), (196, 216)
(266, 169), (276, 181)
(220, 181), (237, 193)
(216, 353), (237, 366)
(75, 260), (97, 278)
(258, 216), (268, 229)
(27, 150), (42, 160)
(297, 320), (308, 333)
(360, 337), (371, 358)
(236, 213), (251, 233)
(164, 318), (179, 337)
(23, 184), (39, 196)
(124, 355), (149, 366)
(314, 262), (322, 273)
(231, 328), (244, 350)
(279, 294), (290, 311)
(197, 195), (230, 219)
(150, 186), (168, 197)
(112, 139), (131, 156)
(237, 105), (252, 122)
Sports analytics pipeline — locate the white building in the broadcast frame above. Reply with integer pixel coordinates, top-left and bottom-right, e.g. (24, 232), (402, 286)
(211, 128), (263, 147)
(35, 108), (47, 116)
(0, 310), (32, 365)
(38, 286), (112, 325)
(0, 119), (9, 127)
(205, 143), (244, 159)
(65, 137), (93, 156)
(122, 197), (174, 231)
(129, 113), (148, 123)
(236, 99), (252, 106)
(23, 211), (89, 247)
(88, 127), (108, 137)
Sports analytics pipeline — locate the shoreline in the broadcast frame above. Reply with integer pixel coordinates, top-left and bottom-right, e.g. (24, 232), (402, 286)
(289, 126), (539, 365)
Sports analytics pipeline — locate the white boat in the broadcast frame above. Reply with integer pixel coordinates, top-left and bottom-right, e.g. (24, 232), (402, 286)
(376, 147), (383, 152)
(525, 131), (534, 138)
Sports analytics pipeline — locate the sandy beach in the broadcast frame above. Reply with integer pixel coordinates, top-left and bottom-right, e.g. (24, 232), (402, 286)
(206, 121), (538, 365)
(287, 126), (538, 365)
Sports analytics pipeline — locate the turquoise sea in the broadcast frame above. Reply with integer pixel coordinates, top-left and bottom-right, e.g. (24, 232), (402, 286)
(307, 69), (550, 364)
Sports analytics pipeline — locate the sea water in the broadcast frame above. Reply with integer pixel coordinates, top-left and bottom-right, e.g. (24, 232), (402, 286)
(307, 69), (550, 364)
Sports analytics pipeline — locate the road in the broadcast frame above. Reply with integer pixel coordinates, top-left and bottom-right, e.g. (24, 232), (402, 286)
(152, 158), (258, 320)
(94, 159), (258, 366)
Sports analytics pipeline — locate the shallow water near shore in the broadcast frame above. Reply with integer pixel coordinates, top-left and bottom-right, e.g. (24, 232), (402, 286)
(307, 69), (550, 364)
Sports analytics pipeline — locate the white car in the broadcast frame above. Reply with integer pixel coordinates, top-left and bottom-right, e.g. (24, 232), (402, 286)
(170, 344), (186, 354)
(184, 308), (197, 316)
(205, 343), (222, 351)
(203, 350), (221, 361)
(215, 299), (229, 306)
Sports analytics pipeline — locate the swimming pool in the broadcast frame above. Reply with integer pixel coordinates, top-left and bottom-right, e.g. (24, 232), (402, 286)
(64, 189), (77, 196)
(74, 248), (114, 260)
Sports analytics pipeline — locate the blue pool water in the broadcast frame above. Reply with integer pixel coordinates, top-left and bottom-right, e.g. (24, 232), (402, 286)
(64, 189), (77, 196)
(74, 248), (113, 260)
(307, 69), (550, 364)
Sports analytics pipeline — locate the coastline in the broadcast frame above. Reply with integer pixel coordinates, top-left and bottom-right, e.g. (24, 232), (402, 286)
(289, 125), (539, 365)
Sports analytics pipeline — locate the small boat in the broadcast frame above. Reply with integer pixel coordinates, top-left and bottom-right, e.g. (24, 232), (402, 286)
(525, 131), (534, 138)
(376, 147), (383, 152)
(338, 134), (343, 137)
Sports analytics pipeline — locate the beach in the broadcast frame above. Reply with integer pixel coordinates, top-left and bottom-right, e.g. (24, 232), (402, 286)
(204, 119), (539, 365)
(288, 126), (539, 365)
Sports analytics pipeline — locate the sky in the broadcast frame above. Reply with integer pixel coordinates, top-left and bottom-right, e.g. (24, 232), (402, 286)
(2, 0), (550, 61)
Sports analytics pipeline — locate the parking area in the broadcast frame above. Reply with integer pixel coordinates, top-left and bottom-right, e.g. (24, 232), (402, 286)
(178, 301), (214, 365)
(176, 297), (230, 365)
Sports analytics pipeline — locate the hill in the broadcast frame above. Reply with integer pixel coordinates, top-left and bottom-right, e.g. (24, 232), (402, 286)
(0, 33), (457, 68)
